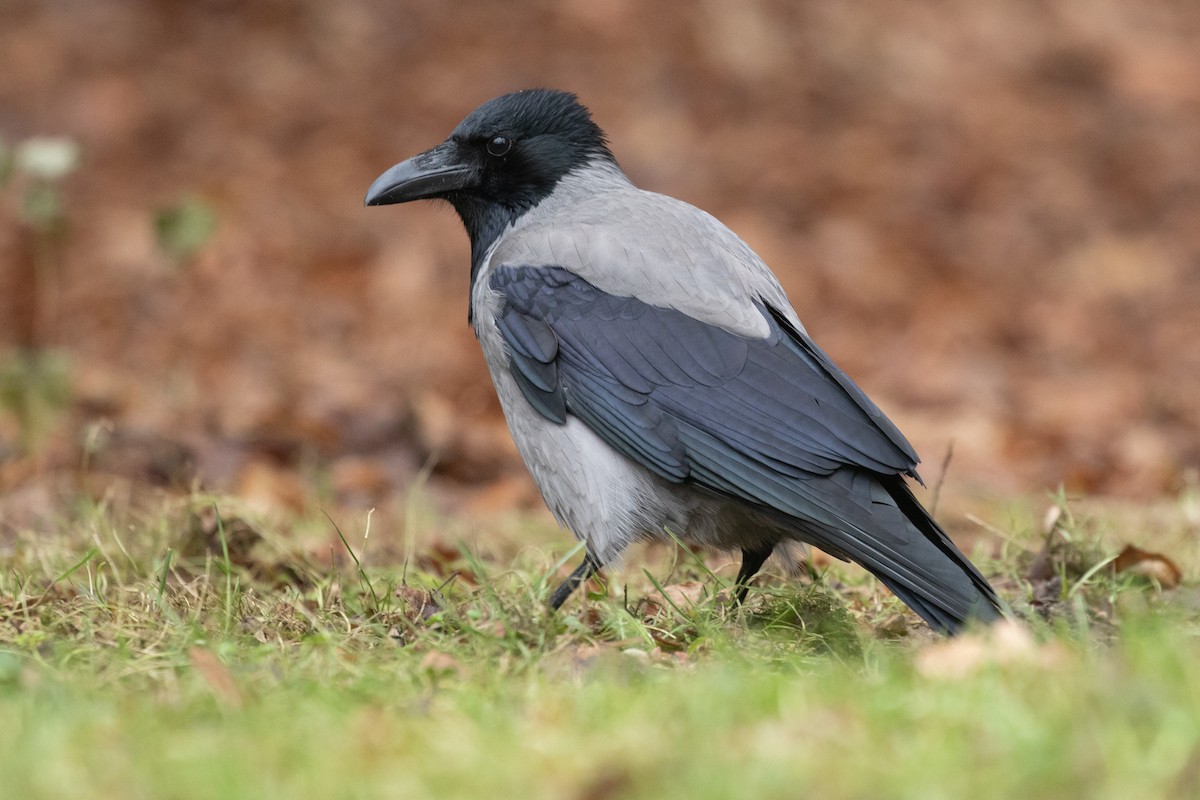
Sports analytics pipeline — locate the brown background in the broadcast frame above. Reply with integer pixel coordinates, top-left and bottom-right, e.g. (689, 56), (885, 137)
(2, 1), (1198, 526)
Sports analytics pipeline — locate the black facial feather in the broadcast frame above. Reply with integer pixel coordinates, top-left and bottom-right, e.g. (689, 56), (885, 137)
(439, 90), (616, 288)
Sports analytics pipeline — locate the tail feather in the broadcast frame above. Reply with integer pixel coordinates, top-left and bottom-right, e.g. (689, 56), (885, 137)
(784, 470), (1003, 635)
(879, 474), (1002, 631)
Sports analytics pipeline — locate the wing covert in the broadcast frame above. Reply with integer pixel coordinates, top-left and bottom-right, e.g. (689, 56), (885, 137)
(489, 266), (920, 508)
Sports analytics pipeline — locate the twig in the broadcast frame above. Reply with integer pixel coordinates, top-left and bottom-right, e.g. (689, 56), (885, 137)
(929, 439), (955, 517)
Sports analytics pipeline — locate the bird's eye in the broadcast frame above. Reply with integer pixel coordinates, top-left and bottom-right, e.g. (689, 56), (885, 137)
(486, 135), (513, 157)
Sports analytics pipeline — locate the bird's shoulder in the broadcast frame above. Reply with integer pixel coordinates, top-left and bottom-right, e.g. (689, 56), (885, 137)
(490, 183), (799, 340)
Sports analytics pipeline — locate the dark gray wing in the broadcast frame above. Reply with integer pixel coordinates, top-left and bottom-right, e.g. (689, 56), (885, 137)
(491, 266), (1001, 632)
(491, 265), (918, 494)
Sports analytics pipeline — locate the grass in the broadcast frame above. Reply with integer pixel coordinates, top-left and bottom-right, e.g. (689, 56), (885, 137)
(1, 486), (1198, 799)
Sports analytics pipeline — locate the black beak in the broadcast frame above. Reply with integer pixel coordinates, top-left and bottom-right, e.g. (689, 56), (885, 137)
(364, 141), (479, 206)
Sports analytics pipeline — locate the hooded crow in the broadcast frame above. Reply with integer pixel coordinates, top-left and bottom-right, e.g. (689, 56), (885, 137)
(366, 89), (1003, 634)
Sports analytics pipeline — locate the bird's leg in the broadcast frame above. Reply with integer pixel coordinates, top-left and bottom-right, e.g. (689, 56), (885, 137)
(733, 545), (774, 604)
(548, 552), (603, 610)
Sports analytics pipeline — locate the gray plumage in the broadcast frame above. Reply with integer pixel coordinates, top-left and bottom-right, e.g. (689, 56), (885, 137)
(366, 89), (1003, 634)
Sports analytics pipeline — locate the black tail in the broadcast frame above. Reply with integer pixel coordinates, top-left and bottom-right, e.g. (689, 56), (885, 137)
(780, 469), (1004, 636)
(873, 475), (1003, 634)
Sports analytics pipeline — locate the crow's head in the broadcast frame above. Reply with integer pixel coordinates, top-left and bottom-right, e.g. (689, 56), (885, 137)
(366, 90), (614, 247)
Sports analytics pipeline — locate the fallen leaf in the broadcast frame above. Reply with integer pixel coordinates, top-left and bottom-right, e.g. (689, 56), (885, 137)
(1113, 544), (1182, 589)
(394, 586), (442, 622)
(650, 629), (689, 652)
(578, 605), (605, 634)
(662, 581), (706, 606)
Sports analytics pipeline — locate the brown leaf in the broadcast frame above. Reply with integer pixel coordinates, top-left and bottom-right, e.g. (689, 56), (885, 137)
(1113, 544), (1182, 589)
(636, 597), (665, 618)
(650, 628), (691, 652)
(394, 586), (442, 621)
(578, 605), (605, 633)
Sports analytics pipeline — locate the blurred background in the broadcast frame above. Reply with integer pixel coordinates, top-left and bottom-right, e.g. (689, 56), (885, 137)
(1, 0), (1198, 535)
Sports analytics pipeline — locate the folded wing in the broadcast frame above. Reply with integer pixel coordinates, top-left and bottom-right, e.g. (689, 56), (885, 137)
(490, 265), (1001, 632)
